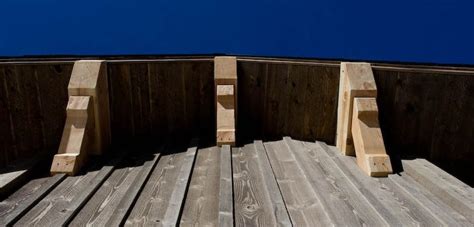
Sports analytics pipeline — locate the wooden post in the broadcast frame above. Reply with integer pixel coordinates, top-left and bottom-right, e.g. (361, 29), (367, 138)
(51, 60), (111, 175)
(215, 57), (237, 146)
(336, 62), (392, 177)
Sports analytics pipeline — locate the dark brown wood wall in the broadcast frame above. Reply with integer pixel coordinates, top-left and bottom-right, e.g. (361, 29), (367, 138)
(0, 63), (73, 167)
(237, 60), (340, 144)
(0, 60), (215, 168)
(107, 61), (215, 141)
(373, 67), (474, 185)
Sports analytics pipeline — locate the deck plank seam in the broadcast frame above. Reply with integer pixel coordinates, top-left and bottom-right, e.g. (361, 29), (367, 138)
(1, 174), (67, 227)
(175, 139), (200, 226)
(316, 142), (396, 226)
(259, 141), (294, 227)
(115, 151), (164, 226)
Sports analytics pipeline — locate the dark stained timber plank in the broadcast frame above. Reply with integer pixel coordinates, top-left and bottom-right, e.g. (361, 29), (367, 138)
(129, 63), (152, 136)
(283, 137), (363, 226)
(303, 142), (392, 226)
(180, 146), (221, 226)
(388, 173), (472, 226)
(218, 145), (233, 227)
(232, 143), (291, 226)
(69, 146), (162, 226)
(263, 140), (331, 226)
(14, 153), (125, 226)
(403, 159), (474, 223)
(125, 139), (198, 226)
(0, 174), (66, 226)
(108, 63), (134, 139)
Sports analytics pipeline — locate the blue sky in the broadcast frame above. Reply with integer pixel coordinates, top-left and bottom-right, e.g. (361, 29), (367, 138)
(1, 0), (473, 65)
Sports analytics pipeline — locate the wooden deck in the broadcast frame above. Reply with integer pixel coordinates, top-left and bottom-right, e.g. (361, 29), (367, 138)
(1, 138), (473, 226)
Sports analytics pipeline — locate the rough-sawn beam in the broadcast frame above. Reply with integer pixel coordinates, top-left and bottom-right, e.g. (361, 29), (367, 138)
(336, 62), (392, 177)
(215, 57), (237, 146)
(50, 60), (111, 175)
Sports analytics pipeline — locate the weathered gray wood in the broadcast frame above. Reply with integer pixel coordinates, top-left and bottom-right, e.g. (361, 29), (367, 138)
(283, 137), (363, 226)
(263, 140), (332, 226)
(218, 145), (233, 227)
(15, 152), (124, 226)
(319, 141), (443, 226)
(403, 159), (474, 223)
(388, 173), (472, 226)
(376, 177), (447, 226)
(0, 154), (46, 197)
(316, 142), (406, 226)
(412, 159), (472, 193)
(0, 174), (66, 226)
(180, 146), (221, 226)
(232, 143), (291, 226)
(125, 140), (198, 226)
(69, 147), (162, 226)
(253, 141), (292, 226)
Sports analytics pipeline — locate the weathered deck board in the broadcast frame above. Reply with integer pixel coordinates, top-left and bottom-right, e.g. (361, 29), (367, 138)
(232, 142), (291, 226)
(403, 159), (474, 223)
(0, 138), (471, 226)
(283, 137), (364, 226)
(125, 140), (198, 226)
(0, 174), (66, 226)
(180, 145), (234, 227)
(180, 146), (221, 226)
(218, 145), (233, 227)
(14, 153), (124, 226)
(326, 145), (419, 226)
(316, 142), (404, 226)
(0, 155), (43, 197)
(388, 173), (472, 226)
(70, 146), (161, 226)
(263, 140), (331, 226)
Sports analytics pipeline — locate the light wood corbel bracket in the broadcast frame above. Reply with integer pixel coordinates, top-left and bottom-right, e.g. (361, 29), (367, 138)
(50, 60), (111, 175)
(214, 57), (237, 146)
(336, 62), (392, 176)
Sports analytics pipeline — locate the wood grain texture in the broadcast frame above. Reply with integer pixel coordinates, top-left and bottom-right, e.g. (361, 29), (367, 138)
(237, 61), (339, 144)
(69, 145), (162, 226)
(320, 143), (427, 226)
(180, 146), (221, 226)
(351, 97), (392, 176)
(289, 139), (390, 226)
(108, 61), (214, 142)
(374, 68), (474, 186)
(218, 145), (233, 227)
(0, 174), (66, 226)
(263, 140), (331, 226)
(180, 145), (233, 227)
(0, 58), (472, 186)
(388, 173), (472, 226)
(50, 96), (94, 175)
(15, 152), (124, 226)
(125, 140), (198, 226)
(0, 154), (47, 197)
(232, 143), (291, 226)
(403, 159), (474, 223)
(283, 137), (363, 226)
(0, 64), (72, 168)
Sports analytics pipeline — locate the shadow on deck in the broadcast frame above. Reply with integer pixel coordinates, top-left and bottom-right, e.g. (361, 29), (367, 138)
(0, 137), (473, 226)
